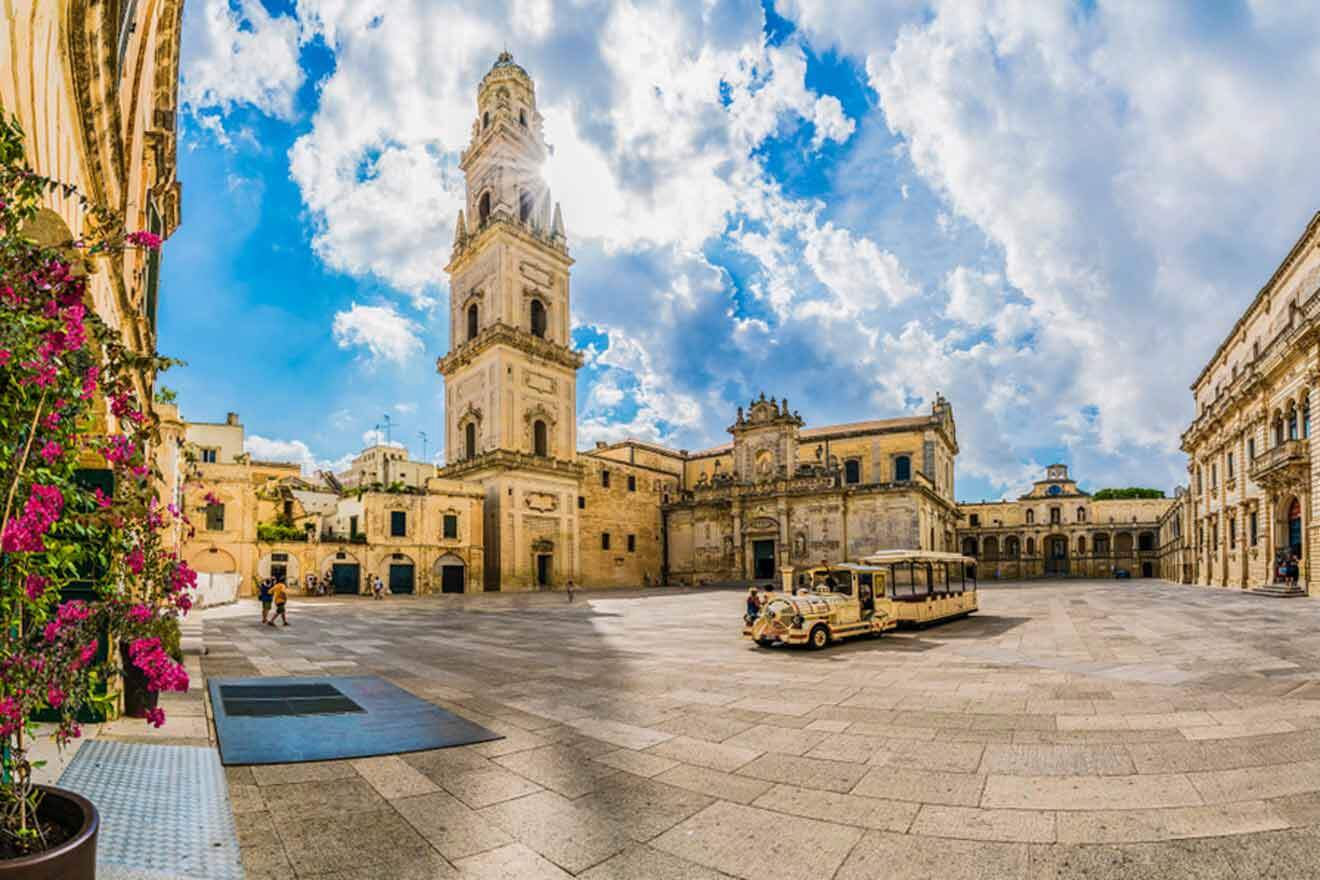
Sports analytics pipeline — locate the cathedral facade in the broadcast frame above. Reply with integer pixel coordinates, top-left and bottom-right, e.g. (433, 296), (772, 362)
(436, 55), (961, 591)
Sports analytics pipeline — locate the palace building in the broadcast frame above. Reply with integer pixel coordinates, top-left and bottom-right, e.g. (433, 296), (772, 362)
(434, 53), (961, 591)
(957, 465), (1174, 579)
(1181, 211), (1320, 593)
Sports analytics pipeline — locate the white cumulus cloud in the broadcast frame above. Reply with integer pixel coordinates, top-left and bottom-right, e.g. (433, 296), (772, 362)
(331, 302), (424, 367)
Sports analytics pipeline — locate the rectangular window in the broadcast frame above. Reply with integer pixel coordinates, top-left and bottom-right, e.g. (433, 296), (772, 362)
(601, 470), (610, 488)
(969, 514), (979, 527)
(601, 532), (611, 550)
(577, 496), (585, 509)
(1248, 438), (1255, 460)
(1211, 464), (1217, 489)
(443, 515), (458, 539)
(1227, 452), (1234, 479)
(205, 503), (225, 531)
(201, 448), (218, 464)
(1229, 517), (1236, 549)
(390, 511), (407, 537)
(1249, 511), (1258, 546)
(627, 534), (636, 552)
(627, 475), (637, 492)
(349, 515), (359, 538)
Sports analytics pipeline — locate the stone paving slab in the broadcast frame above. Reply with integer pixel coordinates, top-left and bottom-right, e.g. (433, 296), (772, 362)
(203, 581), (1320, 878)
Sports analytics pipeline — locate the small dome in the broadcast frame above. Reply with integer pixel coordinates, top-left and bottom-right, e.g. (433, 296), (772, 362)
(486, 51), (529, 80)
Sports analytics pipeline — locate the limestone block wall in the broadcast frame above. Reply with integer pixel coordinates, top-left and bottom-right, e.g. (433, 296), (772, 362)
(577, 457), (667, 587)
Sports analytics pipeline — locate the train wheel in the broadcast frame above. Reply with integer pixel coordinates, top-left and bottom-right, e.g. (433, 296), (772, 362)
(809, 625), (830, 650)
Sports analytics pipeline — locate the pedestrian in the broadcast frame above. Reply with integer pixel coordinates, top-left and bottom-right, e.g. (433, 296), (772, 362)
(745, 587), (760, 623)
(566, 579), (576, 603)
(268, 579), (289, 627)
(257, 578), (273, 625)
(1288, 554), (1300, 588)
(371, 575), (384, 600)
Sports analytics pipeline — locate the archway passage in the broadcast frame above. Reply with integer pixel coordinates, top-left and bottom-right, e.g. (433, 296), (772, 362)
(752, 540), (776, 580)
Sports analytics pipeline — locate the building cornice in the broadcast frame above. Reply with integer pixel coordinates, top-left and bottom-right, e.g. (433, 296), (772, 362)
(439, 450), (584, 482)
(437, 320), (584, 375)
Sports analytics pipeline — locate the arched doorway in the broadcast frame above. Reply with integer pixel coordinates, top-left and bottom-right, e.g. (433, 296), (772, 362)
(1278, 496), (1304, 568)
(383, 553), (416, 595)
(1045, 535), (1068, 575)
(961, 537), (978, 557)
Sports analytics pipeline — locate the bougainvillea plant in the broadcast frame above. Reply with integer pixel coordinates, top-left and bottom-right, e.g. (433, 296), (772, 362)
(0, 114), (192, 854)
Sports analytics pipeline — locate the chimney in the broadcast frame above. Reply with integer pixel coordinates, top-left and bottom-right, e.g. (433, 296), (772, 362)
(226, 412), (240, 426)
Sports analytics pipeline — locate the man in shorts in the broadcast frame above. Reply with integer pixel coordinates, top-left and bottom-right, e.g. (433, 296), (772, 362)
(268, 580), (289, 627)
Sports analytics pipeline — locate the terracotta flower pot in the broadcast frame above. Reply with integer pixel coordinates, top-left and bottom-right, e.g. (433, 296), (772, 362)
(0, 785), (98, 879)
(119, 642), (158, 719)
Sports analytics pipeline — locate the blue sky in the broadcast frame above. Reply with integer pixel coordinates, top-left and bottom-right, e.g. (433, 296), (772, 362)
(166, 0), (1320, 501)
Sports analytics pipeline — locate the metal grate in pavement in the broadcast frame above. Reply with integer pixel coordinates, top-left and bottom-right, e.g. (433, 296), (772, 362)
(58, 740), (242, 880)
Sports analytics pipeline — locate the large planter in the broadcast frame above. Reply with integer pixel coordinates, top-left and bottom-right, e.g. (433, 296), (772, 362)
(119, 643), (158, 719)
(0, 786), (98, 879)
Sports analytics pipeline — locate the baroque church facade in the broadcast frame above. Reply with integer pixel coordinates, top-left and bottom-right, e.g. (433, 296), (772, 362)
(436, 54), (961, 591)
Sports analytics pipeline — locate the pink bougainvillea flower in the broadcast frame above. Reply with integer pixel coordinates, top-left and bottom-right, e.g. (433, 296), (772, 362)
(0, 350), (10, 365)
(38, 440), (62, 465)
(93, 487), (113, 509)
(125, 231), (162, 249)
(24, 574), (48, 600)
(126, 604), (153, 624)
(46, 687), (64, 709)
(144, 707), (166, 728)
(125, 547), (145, 575)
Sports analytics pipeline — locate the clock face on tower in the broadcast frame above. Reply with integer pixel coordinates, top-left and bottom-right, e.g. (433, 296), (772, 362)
(1047, 485), (1062, 496)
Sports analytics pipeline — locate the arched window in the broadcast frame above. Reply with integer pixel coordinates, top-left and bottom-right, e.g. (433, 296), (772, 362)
(1025, 509), (1034, 525)
(1305, 400), (1312, 438)
(844, 460), (861, 484)
(519, 109), (527, 127)
(482, 111), (490, 129)
(1077, 536), (1086, 555)
(478, 192), (491, 226)
(962, 537), (978, 557)
(1288, 406), (1299, 440)
(529, 299), (547, 338)
(1005, 536), (1020, 557)
(1026, 537), (1035, 555)
(464, 423), (477, 460)
(1095, 534), (1110, 555)
(519, 191), (533, 224)
(466, 303), (479, 341)
(894, 456), (911, 482)
(1276, 417), (1285, 446)
(1077, 507), (1087, 522)
(533, 420), (548, 457)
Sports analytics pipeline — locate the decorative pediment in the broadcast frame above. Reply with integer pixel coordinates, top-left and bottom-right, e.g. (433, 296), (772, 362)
(457, 402), (484, 425)
(523, 403), (557, 425)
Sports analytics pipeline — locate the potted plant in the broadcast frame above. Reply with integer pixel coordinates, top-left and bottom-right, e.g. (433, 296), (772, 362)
(0, 115), (192, 876)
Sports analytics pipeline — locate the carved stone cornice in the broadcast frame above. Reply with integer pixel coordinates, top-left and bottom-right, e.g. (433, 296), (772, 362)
(439, 449), (583, 481)
(437, 320), (583, 375)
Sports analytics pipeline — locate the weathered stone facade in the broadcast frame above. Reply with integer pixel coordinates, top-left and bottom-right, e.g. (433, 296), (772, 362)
(173, 412), (485, 598)
(957, 466), (1174, 579)
(1181, 212), (1320, 592)
(662, 394), (961, 584)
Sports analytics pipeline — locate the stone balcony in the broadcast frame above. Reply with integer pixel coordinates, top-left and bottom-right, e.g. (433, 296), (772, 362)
(1249, 439), (1310, 490)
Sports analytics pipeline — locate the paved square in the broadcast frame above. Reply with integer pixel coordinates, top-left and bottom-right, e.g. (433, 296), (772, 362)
(204, 580), (1320, 878)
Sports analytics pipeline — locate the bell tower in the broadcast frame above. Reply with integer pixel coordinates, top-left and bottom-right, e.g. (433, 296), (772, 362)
(438, 52), (583, 591)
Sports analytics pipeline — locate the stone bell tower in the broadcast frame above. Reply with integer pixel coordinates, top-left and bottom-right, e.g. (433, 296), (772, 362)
(438, 52), (583, 591)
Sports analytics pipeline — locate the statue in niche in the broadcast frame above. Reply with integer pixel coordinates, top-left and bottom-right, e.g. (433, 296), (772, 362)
(815, 445), (824, 461)
(794, 533), (806, 557)
(697, 471), (709, 486)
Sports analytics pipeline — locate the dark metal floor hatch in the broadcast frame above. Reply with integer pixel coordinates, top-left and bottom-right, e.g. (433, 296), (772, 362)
(208, 675), (502, 766)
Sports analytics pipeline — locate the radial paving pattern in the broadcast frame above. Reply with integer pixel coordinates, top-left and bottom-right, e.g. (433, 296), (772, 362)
(206, 581), (1320, 879)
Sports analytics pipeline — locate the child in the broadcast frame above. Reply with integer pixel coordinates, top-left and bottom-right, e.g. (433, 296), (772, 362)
(268, 580), (289, 626)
